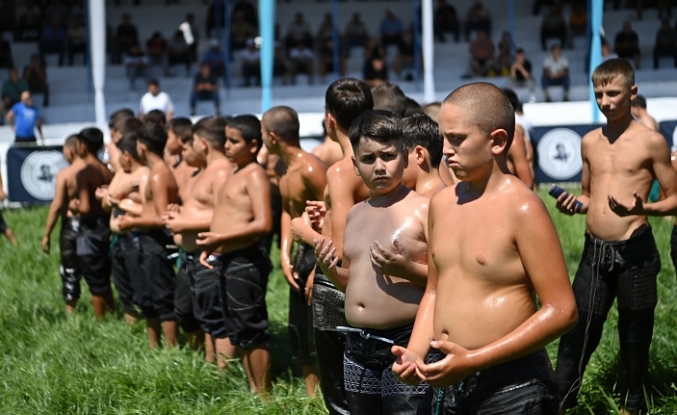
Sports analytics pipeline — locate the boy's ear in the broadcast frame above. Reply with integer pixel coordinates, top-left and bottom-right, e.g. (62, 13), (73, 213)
(351, 155), (360, 177)
(629, 85), (638, 102)
(414, 145), (426, 166)
(490, 129), (510, 156)
(325, 111), (337, 131)
(249, 138), (260, 154)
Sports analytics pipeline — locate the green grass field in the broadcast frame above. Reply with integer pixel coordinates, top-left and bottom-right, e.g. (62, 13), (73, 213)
(0, 190), (675, 414)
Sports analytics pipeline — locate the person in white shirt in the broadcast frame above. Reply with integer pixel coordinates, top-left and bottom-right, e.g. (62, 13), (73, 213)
(541, 43), (570, 102)
(139, 79), (174, 121)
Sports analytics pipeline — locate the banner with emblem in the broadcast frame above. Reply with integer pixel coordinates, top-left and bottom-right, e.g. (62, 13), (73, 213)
(6, 145), (69, 203)
(532, 125), (598, 183)
(659, 120), (677, 152)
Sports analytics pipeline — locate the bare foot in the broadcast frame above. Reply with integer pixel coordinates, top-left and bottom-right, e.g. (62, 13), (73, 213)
(620, 408), (638, 415)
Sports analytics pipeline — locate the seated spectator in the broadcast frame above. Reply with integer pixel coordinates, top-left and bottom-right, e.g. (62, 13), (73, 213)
(393, 31), (417, 80)
(190, 62), (220, 116)
(497, 30), (514, 75)
(602, 41), (619, 61)
(285, 12), (313, 52)
(67, 18), (87, 65)
(146, 32), (167, 66)
(241, 39), (261, 87)
(540, 3), (567, 51)
(232, 0), (258, 29)
(39, 19), (66, 66)
(568, 3), (587, 40)
(468, 29), (495, 77)
(124, 44), (149, 90)
(7, 91), (44, 143)
(201, 40), (226, 77)
(139, 79), (174, 121)
(363, 55), (388, 87)
(510, 48), (534, 89)
(289, 42), (314, 85)
(653, 19), (677, 68)
(0, 33), (13, 69)
(465, 0), (492, 41)
(614, 22), (641, 67)
(2, 68), (29, 113)
(435, 0), (460, 43)
(114, 14), (139, 64)
(14, 0), (42, 42)
(166, 30), (192, 77)
(23, 54), (50, 107)
(318, 37), (345, 80)
(273, 42), (289, 85)
(380, 9), (404, 48)
(344, 12), (370, 54)
(317, 13), (335, 41)
(231, 12), (257, 51)
(541, 44), (570, 102)
(364, 38), (386, 63)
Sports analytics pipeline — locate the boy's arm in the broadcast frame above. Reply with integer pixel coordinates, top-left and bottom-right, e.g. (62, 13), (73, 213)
(280, 205), (300, 291)
(556, 134), (591, 214)
(314, 237), (349, 291)
(75, 170), (92, 215)
(122, 172), (170, 229)
(509, 126), (534, 189)
(418, 196), (578, 386)
(41, 171), (67, 252)
(327, 167), (358, 258)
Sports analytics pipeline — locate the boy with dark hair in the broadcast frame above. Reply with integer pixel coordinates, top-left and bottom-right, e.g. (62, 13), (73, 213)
(144, 109), (166, 128)
(261, 106), (327, 397)
(104, 108), (135, 172)
(392, 82), (577, 415)
(401, 113), (446, 197)
(630, 94), (659, 131)
(118, 124), (179, 349)
(72, 127), (114, 318)
(163, 116), (234, 361)
(370, 82), (407, 117)
(314, 109), (431, 415)
(196, 114), (273, 396)
(403, 97), (424, 117)
(555, 59), (677, 415)
(41, 135), (85, 313)
(165, 117), (196, 197)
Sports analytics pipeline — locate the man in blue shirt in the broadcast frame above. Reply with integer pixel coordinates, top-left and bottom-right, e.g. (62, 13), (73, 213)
(7, 91), (44, 144)
(380, 9), (404, 47)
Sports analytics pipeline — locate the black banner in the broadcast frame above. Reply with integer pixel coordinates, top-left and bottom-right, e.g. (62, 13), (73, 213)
(6, 145), (69, 203)
(659, 120), (677, 151)
(532, 124), (598, 183)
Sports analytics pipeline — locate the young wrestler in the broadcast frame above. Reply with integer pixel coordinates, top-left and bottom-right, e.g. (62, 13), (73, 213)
(502, 88), (534, 188)
(554, 59), (677, 415)
(195, 114), (273, 396)
(423, 102), (441, 121)
(418, 102), (457, 187)
(371, 82), (407, 117)
(41, 135), (84, 313)
(104, 108), (135, 172)
(312, 121), (343, 168)
(72, 128), (115, 318)
(631, 95), (659, 131)
(391, 82), (578, 414)
(0, 167), (18, 245)
(256, 143), (283, 256)
(261, 106), (327, 397)
(163, 116), (234, 361)
(401, 113), (447, 197)
(118, 123), (179, 349)
(165, 117), (198, 194)
(314, 110), (431, 415)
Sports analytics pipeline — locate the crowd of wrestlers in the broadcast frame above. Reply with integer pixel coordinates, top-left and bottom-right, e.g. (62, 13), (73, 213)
(37, 58), (674, 415)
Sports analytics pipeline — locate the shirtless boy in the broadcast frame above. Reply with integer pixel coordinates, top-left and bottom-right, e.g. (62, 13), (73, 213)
(164, 116), (233, 361)
(165, 117), (198, 194)
(41, 135), (84, 313)
(312, 121), (343, 167)
(261, 106), (327, 397)
(554, 59), (677, 415)
(502, 88), (534, 188)
(0, 169), (17, 244)
(314, 110), (431, 415)
(118, 124), (179, 349)
(401, 113), (447, 197)
(631, 95), (659, 131)
(196, 115), (273, 396)
(72, 128), (115, 318)
(105, 108), (135, 172)
(391, 83), (578, 414)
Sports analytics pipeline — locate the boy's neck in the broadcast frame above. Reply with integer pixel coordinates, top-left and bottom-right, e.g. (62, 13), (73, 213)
(369, 183), (409, 207)
(335, 129), (354, 158)
(129, 160), (143, 172)
(235, 156), (257, 171)
(205, 147), (227, 165)
(83, 152), (99, 164)
(278, 142), (304, 168)
(416, 166), (445, 194)
(465, 159), (511, 195)
(605, 110), (634, 137)
(144, 152), (165, 169)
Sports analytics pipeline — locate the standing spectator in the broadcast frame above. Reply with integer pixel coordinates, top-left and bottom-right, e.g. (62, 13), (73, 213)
(510, 48), (534, 90)
(115, 14), (139, 63)
(241, 39), (261, 87)
(39, 19), (67, 66)
(468, 29), (495, 77)
(139, 79), (174, 121)
(615, 21), (641, 67)
(363, 39), (388, 86)
(1, 68), (28, 111)
(201, 39), (226, 77)
(166, 30), (192, 77)
(285, 13), (313, 52)
(0, 33), (13, 69)
(124, 44), (149, 90)
(653, 19), (677, 68)
(393, 31), (416, 80)
(380, 9), (404, 48)
(230, 12), (257, 51)
(435, 0), (460, 43)
(146, 32), (168, 67)
(7, 91), (44, 144)
(190, 62), (220, 116)
(14, 0), (42, 42)
(541, 44), (570, 102)
(67, 18), (87, 65)
(318, 37), (345, 80)
(540, 3), (567, 51)
(497, 30), (514, 75)
(317, 13), (335, 41)
(464, 0), (492, 41)
(23, 55), (50, 107)
(179, 13), (199, 63)
(289, 42), (315, 85)
(344, 12), (370, 54)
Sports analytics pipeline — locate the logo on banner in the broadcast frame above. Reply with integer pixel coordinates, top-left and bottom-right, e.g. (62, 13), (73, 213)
(20, 151), (69, 200)
(537, 128), (583, 180)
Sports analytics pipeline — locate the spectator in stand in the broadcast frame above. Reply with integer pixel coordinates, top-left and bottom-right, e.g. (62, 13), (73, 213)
(14, 0), (42, 42)
(510, 48), (534, 90)
(67, 18), (87, 65)
(139, 79), (174, 121)
(180, 13), (199, 63)
(602, 41), (619, 61)
(380, 9), (404, 48)
(23, 54), (50, 107)
(317, 13), (335, 41)
(124, 43), (149, 90)
(653, 19), (677, 68)
(2, 68), (28, 111)
(231, 12), (257, 51)
(614, 21), (641, 67)
(241, 39), (261, 87)
(7, 91), (44, 144)
(435, 0), (460, 43)
(115, 14), (139, 63)
(166, 30), (192, 77)
(289, 42), (314, 85)
(344, 12), (370, 55)
(393, 31), (416, 80)
(202, 39), (226, 77)
(273, 42), (290, 85)
(190, 62), (220, 116)
(45, 0), (69, 26)
(146, 32), (168, 67)
(285, 13), (313, 52)
(568, 3), (587, 42)
(232, 0), (258, 29)
(468, 29), (495, 77)
(541, 43), (570, 102)
(39, 19), (67, 66)
(0, 33), (13, 69)
(497, 30), (514, 76)
(364, 56), (388, 87)
(318, 37), (345, 80)
(465, 1), (492, 41)
(540, 3), (567, 51)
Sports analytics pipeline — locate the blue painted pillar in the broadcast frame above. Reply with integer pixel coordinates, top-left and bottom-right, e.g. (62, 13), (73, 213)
(260, 0), (275, 112)
(589, 0), (603, 122)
